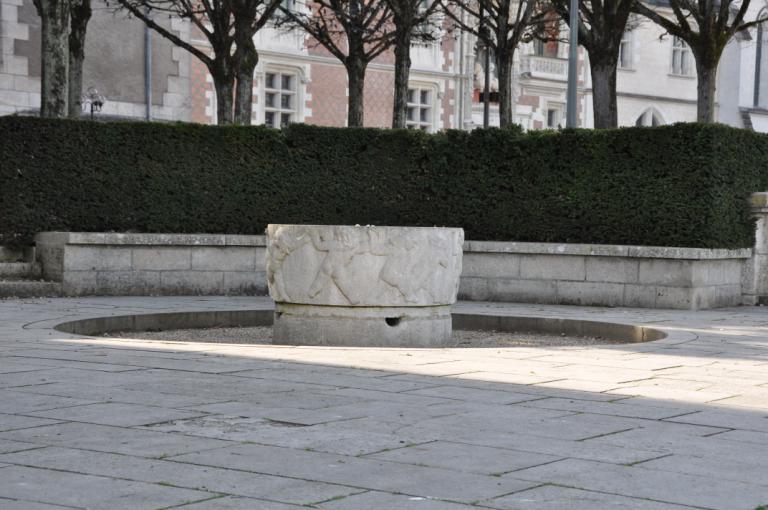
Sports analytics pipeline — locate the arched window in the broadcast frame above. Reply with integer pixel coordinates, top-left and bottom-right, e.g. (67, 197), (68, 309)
(635, 108), (665, 126)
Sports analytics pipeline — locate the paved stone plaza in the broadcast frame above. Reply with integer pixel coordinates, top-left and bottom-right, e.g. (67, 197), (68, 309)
(0, 296), (766, 509)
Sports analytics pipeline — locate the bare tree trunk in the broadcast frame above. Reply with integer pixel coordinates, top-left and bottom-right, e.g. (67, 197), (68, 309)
(211, 69), (235, 125)
(234, 65), (256, 125)
(232, 16), (258, 126)
(496, 48), (514, 127)
(392, 27), (412, 129)
(233, 43), (257, 125)
(695, 59), (717, 123)
(34, 0), (70, 117)
(590, 58), (618, 128)
(346, 59), (366, 127)
(68, 0), (91, 118)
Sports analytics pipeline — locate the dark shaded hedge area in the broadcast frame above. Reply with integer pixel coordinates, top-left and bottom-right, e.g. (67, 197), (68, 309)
(2, 116), (767, 248)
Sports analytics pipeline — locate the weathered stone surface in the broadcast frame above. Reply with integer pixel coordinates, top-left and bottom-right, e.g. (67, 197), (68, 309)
(29, 230), (749, 308)
(273, 303), (452, 347)
(267, 225), (463, 346)
(744, 193), (768, 303)
(33, 232), (268, 297)
(461, 253), (520, 278)
(459, 277), (558, 304)
(266, 225), (463, 307)
(63, 246), (132, 271)
(585, 257), (639, 283)
(133, 247), (192, 271)
(556, 281), (625, 306)
(465, 240), (751, 260)
(1, 297), (768, 508)
(519, 254), (586, 281)
(191, 247), (256, 271)
(223, 271), (267, 295)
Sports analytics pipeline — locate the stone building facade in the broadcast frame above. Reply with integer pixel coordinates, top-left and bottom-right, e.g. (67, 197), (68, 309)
(0, 0), (192, 119)
(185, 13), (468, 131)
(1, 0), (768, 131)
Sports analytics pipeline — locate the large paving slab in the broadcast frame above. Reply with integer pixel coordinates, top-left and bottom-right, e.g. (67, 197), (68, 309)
(0, 296), (766, 509)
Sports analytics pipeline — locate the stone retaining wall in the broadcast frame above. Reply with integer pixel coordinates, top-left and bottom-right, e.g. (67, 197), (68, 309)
(459, 241), (751, 310)
(35, 232), (266, 296)
(34, 231), (755, 309)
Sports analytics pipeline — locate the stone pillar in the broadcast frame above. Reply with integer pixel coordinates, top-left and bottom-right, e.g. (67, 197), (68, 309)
(266, 224), (464, 347)
(743, 192), (768, 305)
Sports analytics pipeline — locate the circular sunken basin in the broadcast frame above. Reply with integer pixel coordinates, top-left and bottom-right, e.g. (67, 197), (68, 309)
(54, 310), (667, 347)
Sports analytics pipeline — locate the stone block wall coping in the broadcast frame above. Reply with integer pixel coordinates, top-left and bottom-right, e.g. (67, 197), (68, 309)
(34, 232), (752, 261)
(750, 192), (768, 212)
(35, 232), (267, 247)
(463, 240), (752, 260)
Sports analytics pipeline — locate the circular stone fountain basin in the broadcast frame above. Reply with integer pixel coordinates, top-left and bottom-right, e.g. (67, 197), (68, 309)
(267, 224), (464, 347)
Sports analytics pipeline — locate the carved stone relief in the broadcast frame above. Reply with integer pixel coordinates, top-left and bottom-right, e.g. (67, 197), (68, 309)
(266, 225), (464, 307)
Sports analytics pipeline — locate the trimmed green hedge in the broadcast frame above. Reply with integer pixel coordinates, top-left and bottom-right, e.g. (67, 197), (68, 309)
(1, 116), (767, 248)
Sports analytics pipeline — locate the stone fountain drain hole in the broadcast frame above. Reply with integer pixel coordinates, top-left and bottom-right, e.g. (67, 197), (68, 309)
(55, 309), (667, 347)
(385, 317), (402, 327)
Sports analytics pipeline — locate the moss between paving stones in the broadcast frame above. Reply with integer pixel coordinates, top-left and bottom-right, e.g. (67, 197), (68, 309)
(1, 117), (767, 248)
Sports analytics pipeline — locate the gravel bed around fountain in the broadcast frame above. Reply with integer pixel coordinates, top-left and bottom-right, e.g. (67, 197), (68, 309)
(106, 326), (614, 347)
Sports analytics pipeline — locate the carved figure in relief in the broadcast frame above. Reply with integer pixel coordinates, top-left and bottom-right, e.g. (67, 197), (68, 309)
(267, 226), (310, 301)
(269, 225), (462, 306)
(307, 227), (367, 305)
(375, 231), (450, 303)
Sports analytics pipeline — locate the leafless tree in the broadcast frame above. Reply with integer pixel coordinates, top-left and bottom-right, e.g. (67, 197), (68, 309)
(34, 0), (71, 116)
(443, 0), (539, 126)
(68, 0), (92, 117)
(280, 0), (396, 127)
(32, 0), (92, 118)
(549, 0), (636, 128)
(118, 0), (281, 124)
(634, 0), (766, 122)
(385, 0), (443, 128)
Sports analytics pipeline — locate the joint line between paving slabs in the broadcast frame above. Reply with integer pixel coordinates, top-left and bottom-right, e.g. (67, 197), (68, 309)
(660, 410), (703, 420)
(0, 418), (71, 434)
(623, 452), (675, 466)
(700, 428), (736, 437)
(2, 449), (362, 509)
(156, 494), (229, 510)
(527, 378), (569, 386)
(543, 483), (713, 510)
(492, 457), (569, 477)
(651, 365), (685, 371)
(704, 395), (740, 404)
(505, 396), (551, 405)
(359, 440), (438, 458)
(0, 459), (224, 500)
(161, 454), (438, 500)
(0, 494), (85, 510)
(577, 427), (636, 442)
(477, 482), (551, 504)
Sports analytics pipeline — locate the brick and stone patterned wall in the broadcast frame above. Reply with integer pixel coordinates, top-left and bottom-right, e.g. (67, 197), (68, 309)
(305, 62), (348, 126)
(362, 68), (395, 128)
